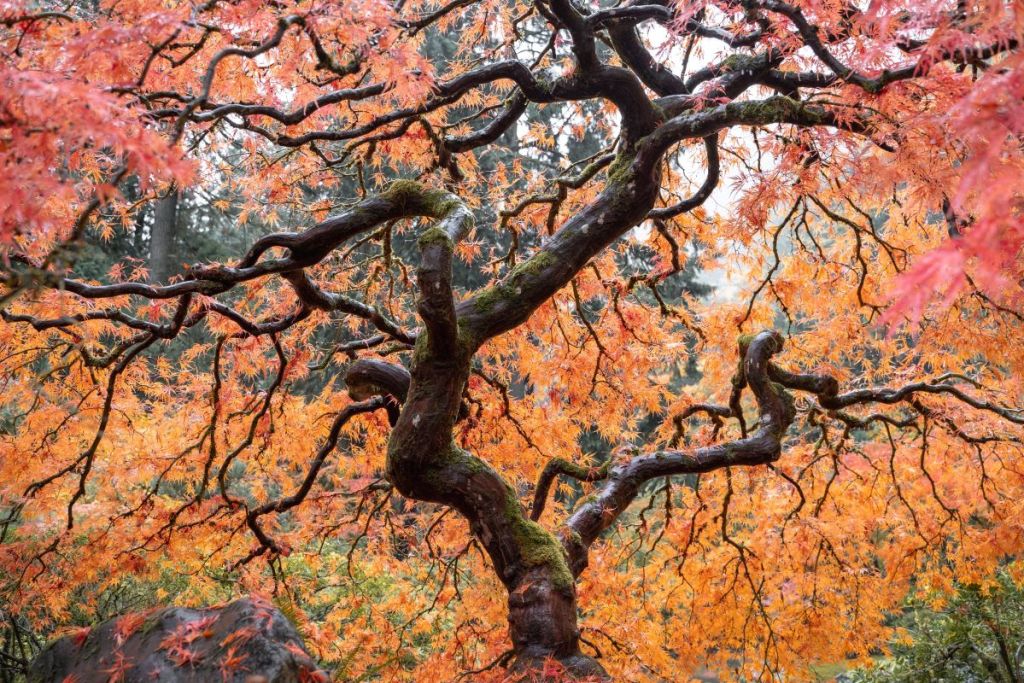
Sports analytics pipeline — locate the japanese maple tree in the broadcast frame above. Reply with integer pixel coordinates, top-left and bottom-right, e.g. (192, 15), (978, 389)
(1, 0), (1023, 680)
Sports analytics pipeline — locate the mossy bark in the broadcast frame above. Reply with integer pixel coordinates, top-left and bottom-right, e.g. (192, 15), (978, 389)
(373, 180), (606, 678)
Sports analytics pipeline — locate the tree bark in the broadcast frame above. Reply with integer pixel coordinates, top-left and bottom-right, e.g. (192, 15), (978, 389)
(149, 188), (179, 283)
(507, 565), (605, 678)
(340, 186), (609, 676)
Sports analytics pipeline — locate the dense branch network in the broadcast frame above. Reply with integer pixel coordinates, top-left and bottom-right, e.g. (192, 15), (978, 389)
(2, 0), (1022, 677)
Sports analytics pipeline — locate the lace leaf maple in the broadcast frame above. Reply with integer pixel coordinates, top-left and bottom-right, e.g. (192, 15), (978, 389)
(1, 0), (1023, 681)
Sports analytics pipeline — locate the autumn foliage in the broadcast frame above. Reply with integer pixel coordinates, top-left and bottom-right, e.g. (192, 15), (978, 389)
(1, 0), (1023, 680)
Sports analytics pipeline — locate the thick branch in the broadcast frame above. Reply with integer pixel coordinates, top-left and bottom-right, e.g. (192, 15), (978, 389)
(561, 331), (794, 575)
(345, 358), (411, 426)
(531, 459), (610, 522)
(768, 366), (1024, 425)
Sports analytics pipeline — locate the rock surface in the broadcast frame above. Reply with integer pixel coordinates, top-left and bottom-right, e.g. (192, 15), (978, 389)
(29, 596), (328, 682)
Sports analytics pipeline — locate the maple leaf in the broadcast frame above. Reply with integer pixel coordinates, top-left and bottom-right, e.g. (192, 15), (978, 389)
(113, 611), (149, 645)
(218, 645), (249, 681)
(102, 650), (133, 683)
(69, 627), (91, 649)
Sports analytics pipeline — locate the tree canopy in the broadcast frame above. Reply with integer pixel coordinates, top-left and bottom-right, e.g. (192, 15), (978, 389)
(1, 0), (1023, 680)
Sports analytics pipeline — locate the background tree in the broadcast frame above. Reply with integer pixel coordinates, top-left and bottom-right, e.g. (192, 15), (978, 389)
(846, 565), (1024, 683)
(1, 0), (1024, 680)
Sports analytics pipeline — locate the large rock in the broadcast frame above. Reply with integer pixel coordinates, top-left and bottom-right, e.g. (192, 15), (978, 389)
(29, 596), (328, 682)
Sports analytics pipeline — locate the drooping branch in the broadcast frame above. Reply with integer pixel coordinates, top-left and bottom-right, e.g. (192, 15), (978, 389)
(648, 135), (720, 220)
(282, 270), (414, 343)
(755, 0), (1018, 94)
(588, 4), (765, 49)
(445, 91), (528, 153)
(399, 0), (480, 34)
(244, 397), (388, 557)
(150, 82), (388, 126)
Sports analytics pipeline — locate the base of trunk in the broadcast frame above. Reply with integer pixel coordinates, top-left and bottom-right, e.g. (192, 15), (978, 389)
(510, 648), (608, 680)
(507, 566), (608, 680)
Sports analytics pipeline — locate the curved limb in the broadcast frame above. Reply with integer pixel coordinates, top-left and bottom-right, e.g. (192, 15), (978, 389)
(531, 459), (610, 522)
(557, 331), (1024, 578)
(767, 365), (1024, 425)
(561, 331), (794, 575)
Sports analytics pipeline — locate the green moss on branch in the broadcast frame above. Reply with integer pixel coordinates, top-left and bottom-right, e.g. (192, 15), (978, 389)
(473, 251), (557, 313)
(606, 152), (636, 184)
(504, 493), (575, 593)
(417, 226), (452, 248)
(382, 179), (464, 218)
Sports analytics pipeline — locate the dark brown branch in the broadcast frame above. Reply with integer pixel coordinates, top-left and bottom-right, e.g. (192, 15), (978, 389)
(400, 0), (479, 33)
(217, 337), (288, 509)
(151, 82), (387, 125)
(767, 365), (1024, 425)
(648, 135), (720, 220)
(446, 91), (528, 153)
(245, 397), (387, 555)
(562, 331), (794, 575)
(756, 0), (1018, 94)
(642, 96), (880, 168)
(0, 11), (74, 27)
(282, 271), (414, 343)
(531, 459), (610, 522)
(344, 358), (411, 426)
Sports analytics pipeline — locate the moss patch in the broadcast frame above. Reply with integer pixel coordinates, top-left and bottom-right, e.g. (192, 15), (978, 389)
(456, 321), (479, 354)
(473, 283), (512, 312)
(381, 179), (425, 207)
(417, 225), (451, 248)
(509, 250), (555, 279)
(606, 152), (636, 184)
(450, 445), (489, 475)
(504, 493), (574, 593)
(474, 251), (556, 313)
(737, 333), (756, 356)
(411, 333), (430, 366)
(720, 53), (761, 73)
(382, 180), (464, 219)
(727, 96), (830, 128)
(422, 444), (491, 488)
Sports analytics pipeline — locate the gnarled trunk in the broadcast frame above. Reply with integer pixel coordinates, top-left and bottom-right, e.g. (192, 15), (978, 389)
(350, 346), (605, 678)
(339, 174), (663, 680)
(507, 566), (604, 677)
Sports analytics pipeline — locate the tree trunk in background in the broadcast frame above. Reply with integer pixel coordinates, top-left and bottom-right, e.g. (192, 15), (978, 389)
(149, 188), (179, 283)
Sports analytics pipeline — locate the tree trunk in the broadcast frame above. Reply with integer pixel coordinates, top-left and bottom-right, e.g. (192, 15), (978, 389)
(507, 565), (604, 678)
(149, 188), (179, 283)
(368, 343), (605, 678)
